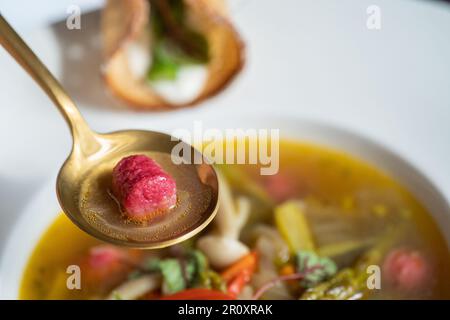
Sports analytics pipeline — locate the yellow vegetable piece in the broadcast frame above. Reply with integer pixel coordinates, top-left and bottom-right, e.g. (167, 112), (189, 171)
(372, 204), (388, 217)
(317, 239), (374, 258)
(341, 196), (355, 211)
(274, 201), (315, 252)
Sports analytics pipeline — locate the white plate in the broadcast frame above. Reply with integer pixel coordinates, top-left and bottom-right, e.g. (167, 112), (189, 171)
(1, 116), (449, 299)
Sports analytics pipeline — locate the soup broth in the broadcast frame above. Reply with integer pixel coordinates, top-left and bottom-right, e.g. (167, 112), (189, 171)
(20, 140), (450, 299)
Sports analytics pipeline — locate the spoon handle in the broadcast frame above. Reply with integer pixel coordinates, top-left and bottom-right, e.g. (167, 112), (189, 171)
(0, 14), (96, 145)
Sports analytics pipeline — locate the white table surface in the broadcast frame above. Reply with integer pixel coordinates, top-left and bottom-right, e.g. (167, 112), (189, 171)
(1, 0), (450, 248)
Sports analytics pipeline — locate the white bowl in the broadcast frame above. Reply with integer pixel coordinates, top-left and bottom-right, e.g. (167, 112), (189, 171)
(1, 116), (449, 299)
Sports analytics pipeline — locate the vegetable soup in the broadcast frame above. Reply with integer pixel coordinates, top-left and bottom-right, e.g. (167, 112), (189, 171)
(20, 140), (450, 299)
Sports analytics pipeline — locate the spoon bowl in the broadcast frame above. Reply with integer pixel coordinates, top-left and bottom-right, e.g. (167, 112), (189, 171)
(0, 15), (219, 249)
(58, 129), (219, 248)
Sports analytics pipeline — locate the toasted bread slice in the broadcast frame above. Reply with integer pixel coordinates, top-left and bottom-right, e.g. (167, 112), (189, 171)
(101, 0), (245, 110)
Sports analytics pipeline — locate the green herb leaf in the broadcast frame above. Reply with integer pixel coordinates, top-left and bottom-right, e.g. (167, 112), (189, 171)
(142, 250), (222, 295)
(300, 268), (367, 300)
(147, 0), (209, 82)
(160, 259), (186, 294)
(185, 249), (208, 286)
(189, 250), (208, 272)
(147, 43), (180, 81)
(146, 258), (186, 294)
(296, 251), (337, 287)
(186, 249), (225, 291)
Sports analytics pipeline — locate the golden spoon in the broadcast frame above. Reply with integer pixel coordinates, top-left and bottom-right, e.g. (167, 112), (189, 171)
(0, 15), (219, 249)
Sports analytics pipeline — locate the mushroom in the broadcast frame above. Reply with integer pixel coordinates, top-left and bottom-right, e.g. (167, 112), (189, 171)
(196, 170), (251, 269)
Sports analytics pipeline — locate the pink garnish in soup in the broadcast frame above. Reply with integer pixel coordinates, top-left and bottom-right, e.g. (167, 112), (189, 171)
(112, 155), (177, 221)
(382, 248), (430, 291)
(88, 245), (124, 269)
(79, 245), (142, 289)
(264, 172), (301, 203)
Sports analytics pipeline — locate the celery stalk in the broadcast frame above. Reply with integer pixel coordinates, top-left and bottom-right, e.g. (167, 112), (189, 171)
(274, 201), (315, 252)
